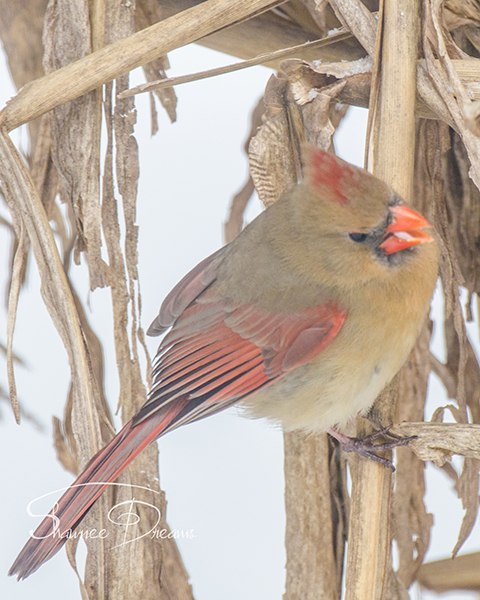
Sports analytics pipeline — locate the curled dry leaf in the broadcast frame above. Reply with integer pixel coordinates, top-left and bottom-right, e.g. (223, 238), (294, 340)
(300, 79), (347, 148)
(280, 56), (371, 106)
(249, 66), (349, 209)
(249, 75), (300, 208)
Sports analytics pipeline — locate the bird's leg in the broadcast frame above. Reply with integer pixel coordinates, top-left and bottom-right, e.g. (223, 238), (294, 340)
(327, 426), (415, 470)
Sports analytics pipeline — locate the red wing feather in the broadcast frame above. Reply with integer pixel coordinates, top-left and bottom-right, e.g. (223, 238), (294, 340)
(136, 280), (346, 426)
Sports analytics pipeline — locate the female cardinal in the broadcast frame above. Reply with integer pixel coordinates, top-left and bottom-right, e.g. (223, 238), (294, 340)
(10, 146), (438, 579)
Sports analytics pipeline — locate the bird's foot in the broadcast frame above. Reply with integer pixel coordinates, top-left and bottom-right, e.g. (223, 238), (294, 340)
(327, 426), (415, 470)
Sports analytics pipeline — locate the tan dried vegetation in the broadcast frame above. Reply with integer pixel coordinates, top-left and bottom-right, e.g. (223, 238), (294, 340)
(1, 0), (480, 598)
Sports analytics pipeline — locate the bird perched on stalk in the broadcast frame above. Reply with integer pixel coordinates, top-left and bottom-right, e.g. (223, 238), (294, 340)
(10, 146), (438, 580)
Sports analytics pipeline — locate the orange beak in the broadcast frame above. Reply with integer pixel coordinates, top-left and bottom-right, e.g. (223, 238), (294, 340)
(380, 205), (434, 255)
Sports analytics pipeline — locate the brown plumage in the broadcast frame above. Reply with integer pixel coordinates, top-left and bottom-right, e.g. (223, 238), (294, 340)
(10, 146), (438, 580)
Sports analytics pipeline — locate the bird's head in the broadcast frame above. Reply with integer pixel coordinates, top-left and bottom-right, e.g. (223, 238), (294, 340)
(281, 145), (437, 290)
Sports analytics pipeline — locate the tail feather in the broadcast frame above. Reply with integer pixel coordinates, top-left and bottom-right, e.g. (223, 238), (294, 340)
(9, 399), (189, 580)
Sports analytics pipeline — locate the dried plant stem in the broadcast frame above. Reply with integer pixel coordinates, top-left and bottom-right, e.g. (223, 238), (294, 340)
(329, 0), (376, 55)
(0, 127), (103, 461)
(391, 422), (480, 463)
(118, 29), (352, 98)
(370, 2), (418, 197)
(119, 54), (480, 104)
(0, 0), (285, 132)
(345, 453), (393, 599)
(346, 0), (419, 597)
(284, 432), (339, 600)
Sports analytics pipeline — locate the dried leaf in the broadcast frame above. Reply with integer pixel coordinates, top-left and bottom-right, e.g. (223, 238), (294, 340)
(280, 57), (367, 106)
(0, 125), (108, 590)
(6, 221), (25, 423)
(224, 177), (255, 244)
(329, 0), (377, 55)
(225, 96), (264, 243)
(452, 457), (480, 556)
(418, 551), (480, 592)
(300, 80), (347, 147)
(442, 132), (480, 299)
(424, 0), (480, 190)
(65, 534), (90, 600)
(43, 0), (107, 291)
(394, 323), (434, 588)
(149, 92), (159, 137)
(52, 415), (79, 476)
(444, 0), (480, 32)
(134, 0), (177, 123)
(0, 0), (47, 151)
(463, 99), (480, 136)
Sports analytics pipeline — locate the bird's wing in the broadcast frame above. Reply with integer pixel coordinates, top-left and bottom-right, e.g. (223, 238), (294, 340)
(136, 248), (347, 428)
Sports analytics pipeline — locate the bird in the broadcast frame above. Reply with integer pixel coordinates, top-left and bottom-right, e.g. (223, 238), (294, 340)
(9, 145), (438, 580)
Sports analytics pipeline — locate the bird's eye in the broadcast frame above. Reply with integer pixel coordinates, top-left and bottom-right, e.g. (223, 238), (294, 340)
(348, 233), (368, 243)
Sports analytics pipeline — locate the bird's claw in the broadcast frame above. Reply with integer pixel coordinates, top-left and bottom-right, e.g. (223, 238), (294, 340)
(327, 425), (416, 470)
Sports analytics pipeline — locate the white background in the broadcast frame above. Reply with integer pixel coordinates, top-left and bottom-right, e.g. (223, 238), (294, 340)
(1, 43), (479, 599)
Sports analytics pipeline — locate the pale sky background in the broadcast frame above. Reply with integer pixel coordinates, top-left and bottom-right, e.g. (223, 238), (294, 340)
(1, 41), (479, 600)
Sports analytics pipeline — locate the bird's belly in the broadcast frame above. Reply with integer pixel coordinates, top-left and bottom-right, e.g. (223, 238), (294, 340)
(241, 360), (392, 432)
(241, 320), (416, 433)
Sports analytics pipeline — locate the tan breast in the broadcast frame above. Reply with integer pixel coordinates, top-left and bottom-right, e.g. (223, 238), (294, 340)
(241, 242), (438, 433)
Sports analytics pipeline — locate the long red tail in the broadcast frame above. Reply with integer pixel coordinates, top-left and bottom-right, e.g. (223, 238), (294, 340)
(9, 399), (188, 580)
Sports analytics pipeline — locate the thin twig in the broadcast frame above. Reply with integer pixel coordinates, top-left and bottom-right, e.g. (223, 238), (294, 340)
(118, 30), (352, 98)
